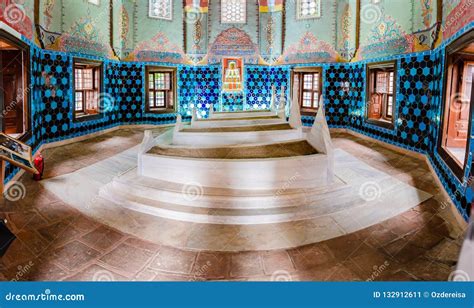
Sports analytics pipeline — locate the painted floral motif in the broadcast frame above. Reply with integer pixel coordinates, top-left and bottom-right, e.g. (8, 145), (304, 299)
(56, 34), (113, 57)
(421, 0), (433, 28)
(337, 3), (355, 60)
(193, 19), (203, 51)
(43, 0), (56, 28)
(129, 32), (185, 63)
(208, 27), (259, 64)
(68, 17), (101, 41)
(359, 13), (413, 59)
(341, 4), (351, 41)
(120, 5), (129, 42)
(280, 31), (337, 64)
(265, 16), (275, 55)
(48, 16), (114, 57)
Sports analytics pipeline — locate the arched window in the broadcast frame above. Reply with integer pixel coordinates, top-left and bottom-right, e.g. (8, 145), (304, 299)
(221, 0), (246, 24)
(0, 30), (30, 139)
(149, 0), (173, 20)
(296, 0), (321, 20)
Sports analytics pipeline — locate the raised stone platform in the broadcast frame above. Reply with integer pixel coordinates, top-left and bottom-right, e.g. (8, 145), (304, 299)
(182, 123), (292, 133)
(137, 99), (333, 191)
(173, 125), (303, 146)
(41, 128), (433, 251)
(36, 97), (417, 249)
(147, 140), (318, 159)
(190, 115), (285, 128)
(211, 109), (276, 119)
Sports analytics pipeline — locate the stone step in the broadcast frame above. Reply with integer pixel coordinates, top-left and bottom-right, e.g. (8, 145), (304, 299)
(211, 110), (276, 119)
(190, 117), (285, 128)
(99, 173), (410, 225)
(105, 169), (349, 209)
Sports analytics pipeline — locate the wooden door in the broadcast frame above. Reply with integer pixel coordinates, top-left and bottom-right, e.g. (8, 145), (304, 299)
(368, 93), (382, 119)
(2, 74), (19, 134)
(446, 62), (473, 148)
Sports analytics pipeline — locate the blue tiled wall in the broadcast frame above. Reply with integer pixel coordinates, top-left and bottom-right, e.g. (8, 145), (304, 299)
(245, 66), (290, 110)
(178, 66), (220, 118)
(4, 24), (473, 220)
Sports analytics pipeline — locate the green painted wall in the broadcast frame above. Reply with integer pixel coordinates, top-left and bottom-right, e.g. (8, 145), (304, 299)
(132, 0), (184, 52)
(283, 0), (338, 62)
(27, 0), (474, 62)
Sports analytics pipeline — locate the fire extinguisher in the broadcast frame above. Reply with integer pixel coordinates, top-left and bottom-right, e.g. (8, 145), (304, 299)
(33, 153), (44, 181)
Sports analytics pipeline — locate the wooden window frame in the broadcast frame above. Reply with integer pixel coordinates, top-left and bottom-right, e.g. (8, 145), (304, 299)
(291, 67), (322, 115)
(145, 66), (177, 114)
(72, 58), (103, 122)
(438, 30), (474, 180)
(365, 61), (397, 129)
(0, 30), (31, 142)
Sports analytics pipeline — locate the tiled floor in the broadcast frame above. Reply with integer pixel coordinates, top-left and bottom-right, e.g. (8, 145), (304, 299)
(0, 128), (467, 281)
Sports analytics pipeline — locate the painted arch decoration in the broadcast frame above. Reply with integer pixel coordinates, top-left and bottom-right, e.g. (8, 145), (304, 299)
(127, 32), (186, 63)
(279, 31), (338, 64)
(208, 27), (259, 64)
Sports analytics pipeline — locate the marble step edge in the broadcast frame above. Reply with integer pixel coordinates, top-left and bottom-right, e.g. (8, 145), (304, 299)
(100, 183), (413, 225)
(101, 187), (366, 217)
(105, 179), (352, 210)
(210, 111), (276, 119)
(99, 180), (412, 226)
(193, 116), (281, 123)
(113, 171), (401, 205)
(152, 137), (309, 150)
(113, 169), (349, 199)
(101, 195), (365, 225)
